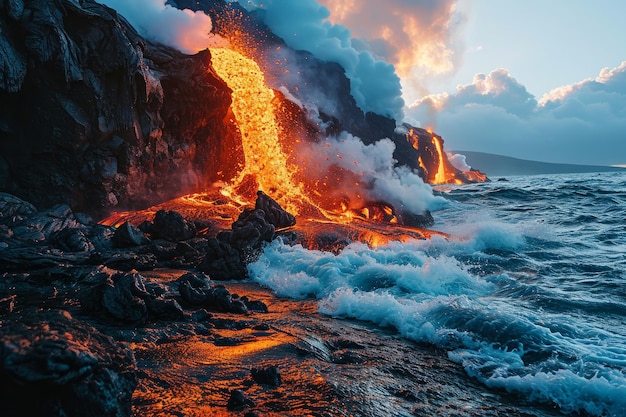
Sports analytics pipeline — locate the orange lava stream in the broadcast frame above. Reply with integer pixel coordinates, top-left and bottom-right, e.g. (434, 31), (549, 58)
(210, 48), (312, 216)
(101, 46), (452, 245)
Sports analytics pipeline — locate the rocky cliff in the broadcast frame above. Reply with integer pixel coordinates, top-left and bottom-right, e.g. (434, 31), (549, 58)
(0, 0), (242, 217)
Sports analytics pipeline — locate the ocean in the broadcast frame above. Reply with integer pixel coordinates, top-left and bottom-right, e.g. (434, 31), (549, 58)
(248, 171), (626, 416)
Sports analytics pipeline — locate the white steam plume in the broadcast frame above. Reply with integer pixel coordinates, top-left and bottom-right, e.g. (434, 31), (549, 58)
(237, 0), (405, 120)
(98, 0), (226, 53)
(318, 0), (464, 105)
(305, 132), (447, 214)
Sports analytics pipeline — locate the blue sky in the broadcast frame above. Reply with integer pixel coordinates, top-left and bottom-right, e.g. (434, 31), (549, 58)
(312, 0), (626, 166)
(448, 0), (626, 99)
(407, 0), (626, 166)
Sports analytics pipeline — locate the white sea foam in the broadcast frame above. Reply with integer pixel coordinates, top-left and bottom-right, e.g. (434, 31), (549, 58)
(248, 200), (626, 416)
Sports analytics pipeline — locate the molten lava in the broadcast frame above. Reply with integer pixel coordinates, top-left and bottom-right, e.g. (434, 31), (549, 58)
(210, 48), (309, 216)
(406, 127), (487, 185)
(101, 44), (470, 247)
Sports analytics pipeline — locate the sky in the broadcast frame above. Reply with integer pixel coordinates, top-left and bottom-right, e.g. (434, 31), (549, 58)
(314, 0), (626, 166)
(447, 1), (626, 101)
(101, 0), (626, 167)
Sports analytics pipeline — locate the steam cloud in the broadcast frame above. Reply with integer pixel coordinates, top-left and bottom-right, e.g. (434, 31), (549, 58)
(237, 0), (405, 120)
(304, 133), (447, 214)
(317, 0), (463, 105)
(407, 62), (626, 166)
(98, 0), (224, 53)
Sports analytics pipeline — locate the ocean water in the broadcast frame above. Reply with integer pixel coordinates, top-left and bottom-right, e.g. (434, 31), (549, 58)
(248, 171), (626, 416)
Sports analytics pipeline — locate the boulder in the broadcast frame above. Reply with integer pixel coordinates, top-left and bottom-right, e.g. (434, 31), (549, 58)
(0, 309), (137, 417)
(149, 210), (196, 242)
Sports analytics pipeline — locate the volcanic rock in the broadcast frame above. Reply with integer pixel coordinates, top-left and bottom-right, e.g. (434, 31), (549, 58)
(0, 0), (241, 217)
(200, 237), (248, 280)
(251, 365), (282, 387)
(113, 221), (151, 248)
(0, 192), (37, 224)
(230, 208), (275, 256)
(227, 389), (256, 411)
(0, 309), (137, 417)
(149, 210), (197, 242)
(103, 252), (159, 272)
(178, 271), (213, 306)
(255, 190), (296, 228)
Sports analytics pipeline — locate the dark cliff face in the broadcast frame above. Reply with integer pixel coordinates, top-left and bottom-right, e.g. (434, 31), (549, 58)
(0, 0), (242, 218)
(170, 0), (398, 145)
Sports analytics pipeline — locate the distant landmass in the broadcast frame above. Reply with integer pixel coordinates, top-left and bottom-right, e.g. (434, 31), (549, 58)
(455, 151), (626, 177)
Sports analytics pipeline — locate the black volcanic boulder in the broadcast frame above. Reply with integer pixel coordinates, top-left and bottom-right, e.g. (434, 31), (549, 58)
(113, 221), (151, 248)
(200, 192), (296, 279)
(255, 190), (296, 229)
(149, 210), (197, 242)
(0, 309), (137, 417)
(399, 209), (435, 228)
(251, 365), (282, 387)
(83, 268), (183, 324)
(178, 271), (213, 306)
(0, 192), (37, 225)
(200, 237), (248, 280)
(230, 208), (275, 258)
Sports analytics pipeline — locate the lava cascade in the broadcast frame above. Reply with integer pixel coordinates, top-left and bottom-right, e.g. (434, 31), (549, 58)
(103, 31), (483, 245)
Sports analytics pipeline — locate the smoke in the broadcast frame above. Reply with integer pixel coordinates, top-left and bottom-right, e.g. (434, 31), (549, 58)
(406, 62), (626, 165)
(318, 0), (464, 105)
(447, 153), (472, 172)
(237, 0), (405, 120)
(304, 132), (447, 214)
(98, 0), (226, 53)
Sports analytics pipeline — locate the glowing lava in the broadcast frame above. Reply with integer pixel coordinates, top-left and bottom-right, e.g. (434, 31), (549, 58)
(101, 46), (459, 246)
(210, 48), (310, 216)
(406, 127), (485, 185)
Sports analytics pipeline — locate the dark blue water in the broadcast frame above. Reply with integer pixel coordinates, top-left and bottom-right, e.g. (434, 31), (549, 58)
(250, 171), (626, 416)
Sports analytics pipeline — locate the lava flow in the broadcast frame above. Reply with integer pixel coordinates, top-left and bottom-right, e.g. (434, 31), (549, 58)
(407, 127), (488, 185)
(102, 44), (464, 247)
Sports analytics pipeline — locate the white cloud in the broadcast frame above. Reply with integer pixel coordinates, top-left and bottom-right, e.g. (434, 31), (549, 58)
(407, 62), (626, 166)
(98, 0), (224, 53)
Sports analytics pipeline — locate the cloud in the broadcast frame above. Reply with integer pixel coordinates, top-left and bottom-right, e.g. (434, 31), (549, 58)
(318, 0), (464, 104)
(98, 0), (224, 53)
(237, 0), (404, 120)
(302, 132), (447, 214)
(407, 62), (626, 166)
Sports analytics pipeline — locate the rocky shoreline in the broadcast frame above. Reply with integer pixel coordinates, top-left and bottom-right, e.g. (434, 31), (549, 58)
(1, 191), (564, 417)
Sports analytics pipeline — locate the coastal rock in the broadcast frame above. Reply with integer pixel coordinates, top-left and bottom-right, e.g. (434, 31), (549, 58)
(0, 192), (37, 225)
(254, 190), (296, 229)
(230, 208), (275, 258)
(0, 309), (137, 417)
(227, 389), (255, 411)
(178, 271), (213, 306)
(200, 237), (248, 280)
(149, 210), (197, 242)
(0, 0), (241, 217)
(113, 222), (151, 248)
(251, 365), (282, 387)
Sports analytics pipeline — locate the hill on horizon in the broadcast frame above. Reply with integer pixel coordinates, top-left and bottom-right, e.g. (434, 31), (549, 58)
(455, 150), (626, 177)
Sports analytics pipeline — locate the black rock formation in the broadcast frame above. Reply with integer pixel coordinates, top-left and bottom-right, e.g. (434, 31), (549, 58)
(0, 309), (137, 417)
(0, 0), (242, 217)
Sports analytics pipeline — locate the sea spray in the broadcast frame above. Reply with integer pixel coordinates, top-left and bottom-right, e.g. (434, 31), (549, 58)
(249, 172), (626, 416)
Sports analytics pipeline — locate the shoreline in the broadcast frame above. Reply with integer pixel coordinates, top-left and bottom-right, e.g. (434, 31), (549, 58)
(129, 271), (563, 417)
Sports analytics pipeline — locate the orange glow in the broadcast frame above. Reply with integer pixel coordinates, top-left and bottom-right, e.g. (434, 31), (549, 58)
(404, 127), (487, 185)
(432, 135), (448, 184)
(210, 48), (309, 216)
(102, 44), (478, 247)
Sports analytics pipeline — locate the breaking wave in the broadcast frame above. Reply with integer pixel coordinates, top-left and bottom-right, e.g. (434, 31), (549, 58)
(249, 171), (626, 416)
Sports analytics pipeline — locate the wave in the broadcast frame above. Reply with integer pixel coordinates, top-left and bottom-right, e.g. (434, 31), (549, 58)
(248, 172), (626, 416)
